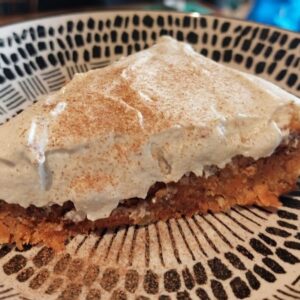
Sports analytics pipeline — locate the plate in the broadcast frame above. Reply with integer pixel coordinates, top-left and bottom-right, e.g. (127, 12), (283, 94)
(0, 11), (299, 300)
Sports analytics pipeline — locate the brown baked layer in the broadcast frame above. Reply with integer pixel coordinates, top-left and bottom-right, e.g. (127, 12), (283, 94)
(0, 136), (300, 250)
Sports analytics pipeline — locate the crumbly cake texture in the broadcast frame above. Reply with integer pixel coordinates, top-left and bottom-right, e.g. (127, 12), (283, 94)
(0, 136), (299, 250)
(0, 37), (300, 249)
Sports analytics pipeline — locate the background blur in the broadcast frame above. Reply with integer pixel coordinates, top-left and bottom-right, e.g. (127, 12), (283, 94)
(0, 0), (299, 31)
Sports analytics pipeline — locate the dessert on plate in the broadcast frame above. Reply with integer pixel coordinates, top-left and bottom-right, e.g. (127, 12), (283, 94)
(0, 36), (299, 249)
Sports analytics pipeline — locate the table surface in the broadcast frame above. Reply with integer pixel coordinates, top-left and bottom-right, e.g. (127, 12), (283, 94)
(0, 12), (49, 25)
(0, 5), (156, 26)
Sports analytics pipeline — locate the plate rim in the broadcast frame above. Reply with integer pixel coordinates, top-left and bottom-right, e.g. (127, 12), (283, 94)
(0, 8), (299, 300)
(0, 9), (299, 37)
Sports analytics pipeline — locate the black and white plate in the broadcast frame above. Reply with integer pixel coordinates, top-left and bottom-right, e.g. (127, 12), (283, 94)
(0, 11), (299, 300)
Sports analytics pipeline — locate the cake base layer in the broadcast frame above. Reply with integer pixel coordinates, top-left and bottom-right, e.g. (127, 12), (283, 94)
(0, 137), (299, 250)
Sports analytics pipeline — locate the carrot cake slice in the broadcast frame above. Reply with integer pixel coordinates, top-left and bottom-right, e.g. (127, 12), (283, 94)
(0, 36), (299, 249)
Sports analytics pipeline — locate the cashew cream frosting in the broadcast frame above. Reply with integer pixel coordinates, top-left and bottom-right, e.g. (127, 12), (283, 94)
(0, 36), (299, 221)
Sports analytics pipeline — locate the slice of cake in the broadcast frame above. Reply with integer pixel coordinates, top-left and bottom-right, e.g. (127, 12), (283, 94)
(0, 36), (299, 249)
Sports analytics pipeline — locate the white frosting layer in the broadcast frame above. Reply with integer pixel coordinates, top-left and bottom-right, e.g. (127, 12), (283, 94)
(0, 36), (299, 221)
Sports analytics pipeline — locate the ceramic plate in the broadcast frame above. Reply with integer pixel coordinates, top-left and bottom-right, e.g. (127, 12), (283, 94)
(0, 11), (299, 300)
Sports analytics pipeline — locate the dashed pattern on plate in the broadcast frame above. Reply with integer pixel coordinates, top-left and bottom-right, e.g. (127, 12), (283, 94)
(0, 11), (299, 123)
(0, 196), (298, 299)
(0, 11), (299, 299)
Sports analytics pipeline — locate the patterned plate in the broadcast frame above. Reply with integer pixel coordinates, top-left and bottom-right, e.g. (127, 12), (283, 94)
(0, 11), (299, 300)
